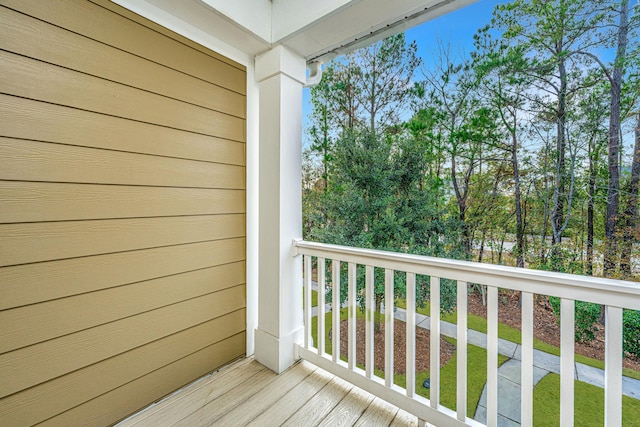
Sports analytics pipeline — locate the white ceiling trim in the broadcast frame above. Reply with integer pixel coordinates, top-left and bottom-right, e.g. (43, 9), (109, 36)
(113, 0), (476, 63)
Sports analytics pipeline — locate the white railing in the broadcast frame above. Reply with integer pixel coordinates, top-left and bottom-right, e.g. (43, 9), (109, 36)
(293, 240), (640, 427)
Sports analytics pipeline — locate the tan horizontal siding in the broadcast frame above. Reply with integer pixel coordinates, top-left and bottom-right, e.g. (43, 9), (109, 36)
(0, 1), (246, 93)
(0, 266), (245, 355)
(2, 306), (246, 402)
(0, 138), (245, 188)
(0, 7), (245, 118)
(1, 0), (247, 423)
(90, 0), (243, 70)
(47, 333), (246, 427)
(0, 242), (246, 310)
(1, 287), (245, 401)
(1, 322), (246, 427)
(0, 215), (244, 267)
(0, 95), (245, 165)
(1, 53), (245, 141)
(0, 182), (245, 223)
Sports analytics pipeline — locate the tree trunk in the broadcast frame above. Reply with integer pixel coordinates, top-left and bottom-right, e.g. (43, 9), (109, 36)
(604, 0), (629, 276)
(478, 229), (486, 263)
(620, 113), (640, 278)
(451, 151), (472, 259)
(587, 136), (597, 276)
(551, 56), (567, 245)
(512, 128), (525, 269)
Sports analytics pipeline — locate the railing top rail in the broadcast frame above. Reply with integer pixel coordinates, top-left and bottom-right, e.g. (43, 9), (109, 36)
(293, 240), (640, 310)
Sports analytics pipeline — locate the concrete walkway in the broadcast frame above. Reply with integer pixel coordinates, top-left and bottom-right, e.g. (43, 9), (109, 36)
(309, 290), (640, 425)
(390, 307), (640, 424)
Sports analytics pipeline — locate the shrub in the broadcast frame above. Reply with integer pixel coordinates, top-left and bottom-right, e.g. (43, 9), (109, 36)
(549, 298), (600, 342)
(624, 309), (640, 358)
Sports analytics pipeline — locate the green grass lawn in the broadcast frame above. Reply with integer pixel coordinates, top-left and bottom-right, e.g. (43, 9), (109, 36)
(303, 289), (318, 308)
(395, 299), (640, 381)
(395, 339), (508, 416)
(311, 308), (507, 416)
(533, 373), (640, 426)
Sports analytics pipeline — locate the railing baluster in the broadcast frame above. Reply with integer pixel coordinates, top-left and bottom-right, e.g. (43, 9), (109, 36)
(318, 257), (326, 355)
(406, 272), (416, 398)
(456, 281), (467, 422)
(560, 298), (575, 426)
(332, 259), (340, 363)
(605, 305), (623, 426)
(292, 240), (640, 427)
(365, 265), (374, 378)
(430, 276), (440, 409)
(487, 286), (498, 427)
(521, 291), (534, 427)
(304, 255), (312, 349)
(348, 262), (356, 370)
(385, 268), (394, 388)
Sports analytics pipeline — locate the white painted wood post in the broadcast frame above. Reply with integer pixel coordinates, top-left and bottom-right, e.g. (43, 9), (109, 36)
(385, 268), (394, 388)
(521, 291), (534, 427)
(332, 259), (341, 362)
(430, 276), (440, 409)
(406, 272), (416, 398)
(348, 262), (357, 370)
(318, 258), (326, 355)
(487, 286), (498, 427)
(605, 305), (623, 426)
(365, 265), (374, 379)
(456, 281), (468, 422)
(304, 255), (312, 349)
(560, 298), (575, 426)
(254, 45), (306, 373)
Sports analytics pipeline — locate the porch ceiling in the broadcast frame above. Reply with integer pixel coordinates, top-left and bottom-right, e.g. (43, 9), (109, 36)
(112, 0), (476, 63)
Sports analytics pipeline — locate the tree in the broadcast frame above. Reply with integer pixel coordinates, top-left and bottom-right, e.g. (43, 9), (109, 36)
(352, 33), (421, 134)
(421, 48), (501, 259)
(620, 110), (640, 278)
(473, 31), (533, 268)
(314, 129), (454, 330)
(575, 82), (609, 275)
(492, 0), (613, 249)
(604, 0), (631, 275)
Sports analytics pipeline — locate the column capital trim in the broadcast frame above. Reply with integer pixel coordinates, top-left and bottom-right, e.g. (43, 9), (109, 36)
(255, 45), (306, 84)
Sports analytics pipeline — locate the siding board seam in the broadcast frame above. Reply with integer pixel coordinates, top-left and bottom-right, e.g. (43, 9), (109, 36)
(0, 136), (246, 167)
(1, 283), (247, 355)
(0, 178), (246, 191)
(0, 309), (247, 400)
(89, 0), (247, 74)
(0, 213), (247, 227)
(0, 45), (247, 117)
(0, 259), (247, 311)
(29, 331), (247, 426)
(1, 4), (247, 91)
(0, 92), (246, 143)
(0, 235), (246, 269)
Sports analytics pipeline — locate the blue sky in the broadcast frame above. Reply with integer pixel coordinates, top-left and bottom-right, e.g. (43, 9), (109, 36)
(302, 0), (504, 145)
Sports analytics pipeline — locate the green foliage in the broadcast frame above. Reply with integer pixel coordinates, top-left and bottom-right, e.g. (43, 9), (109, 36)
(529, 243), (585, 275)
(624, 309), (640, 358)
(311, 128), (462, 313)
(549, 298), (600, 342)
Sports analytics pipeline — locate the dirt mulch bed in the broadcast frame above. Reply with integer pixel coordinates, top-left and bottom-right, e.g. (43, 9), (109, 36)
(467, 290), (640, 371)
(335, 318), (455, 374)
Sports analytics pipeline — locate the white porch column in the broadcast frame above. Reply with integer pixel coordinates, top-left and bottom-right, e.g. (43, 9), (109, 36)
(254, 45), (305, 373)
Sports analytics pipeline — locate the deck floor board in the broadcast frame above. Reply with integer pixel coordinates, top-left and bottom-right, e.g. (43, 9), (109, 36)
(117, 357), (421, 427)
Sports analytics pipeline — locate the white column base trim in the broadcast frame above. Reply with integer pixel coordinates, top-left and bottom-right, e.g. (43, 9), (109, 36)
(254, 326), (303, 373)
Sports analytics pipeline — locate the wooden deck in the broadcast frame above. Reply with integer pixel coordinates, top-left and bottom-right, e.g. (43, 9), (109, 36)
(116, 357), (421, 426)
